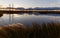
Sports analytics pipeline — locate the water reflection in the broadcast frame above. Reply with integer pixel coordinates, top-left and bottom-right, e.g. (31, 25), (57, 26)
(0, 14), (3, 17)
(17, 13), (60, 16)
(0, 12), (60, 25)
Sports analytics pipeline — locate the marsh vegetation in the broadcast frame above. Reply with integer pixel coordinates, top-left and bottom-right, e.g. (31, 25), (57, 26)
(0, 22), (60, 38)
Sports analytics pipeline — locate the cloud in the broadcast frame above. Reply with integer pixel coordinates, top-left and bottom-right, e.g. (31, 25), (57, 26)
(49, 2), (60, 7)
(37, 2), (60, 7)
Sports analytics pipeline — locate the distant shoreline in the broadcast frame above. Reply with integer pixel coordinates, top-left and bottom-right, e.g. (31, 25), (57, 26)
(0, 10), (60, 14)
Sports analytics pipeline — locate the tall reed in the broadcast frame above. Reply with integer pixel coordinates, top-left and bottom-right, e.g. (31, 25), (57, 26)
(0, 22), (59, 38)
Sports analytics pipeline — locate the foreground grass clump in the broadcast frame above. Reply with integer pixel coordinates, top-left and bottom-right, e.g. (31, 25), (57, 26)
(0, 23), (60, 38)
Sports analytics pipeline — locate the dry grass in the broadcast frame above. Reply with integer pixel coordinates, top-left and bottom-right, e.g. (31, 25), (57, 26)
(0, 22), (60, 38)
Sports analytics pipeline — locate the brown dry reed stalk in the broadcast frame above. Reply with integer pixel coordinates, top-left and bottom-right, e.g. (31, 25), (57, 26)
(0, 22), (59, 38)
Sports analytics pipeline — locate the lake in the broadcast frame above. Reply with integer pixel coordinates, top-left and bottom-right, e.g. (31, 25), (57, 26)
(0, 13), (60, 25)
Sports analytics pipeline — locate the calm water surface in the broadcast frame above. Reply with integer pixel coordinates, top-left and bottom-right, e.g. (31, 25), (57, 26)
(0, 13), (60, 25)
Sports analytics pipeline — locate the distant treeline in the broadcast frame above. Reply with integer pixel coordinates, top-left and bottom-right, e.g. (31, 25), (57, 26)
(15, 7), (60, 10)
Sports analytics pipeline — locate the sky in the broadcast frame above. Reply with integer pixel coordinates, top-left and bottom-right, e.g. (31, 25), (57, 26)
(0, 0), (60, 8)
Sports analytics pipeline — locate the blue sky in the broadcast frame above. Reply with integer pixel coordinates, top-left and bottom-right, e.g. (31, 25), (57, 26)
(0, 0), (60, 8)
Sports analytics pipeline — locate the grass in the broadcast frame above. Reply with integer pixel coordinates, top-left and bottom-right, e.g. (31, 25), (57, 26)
(0, 22), (60, 38)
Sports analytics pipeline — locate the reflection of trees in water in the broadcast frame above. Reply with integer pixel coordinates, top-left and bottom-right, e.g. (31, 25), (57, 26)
(6, 12), (45, 16)
(0, 13), (3, 17)
(17, 12), (60, 16)
(17, 12), (41, 16)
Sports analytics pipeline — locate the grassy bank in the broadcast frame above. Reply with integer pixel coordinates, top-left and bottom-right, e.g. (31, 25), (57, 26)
(0, 22), (60, 38)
